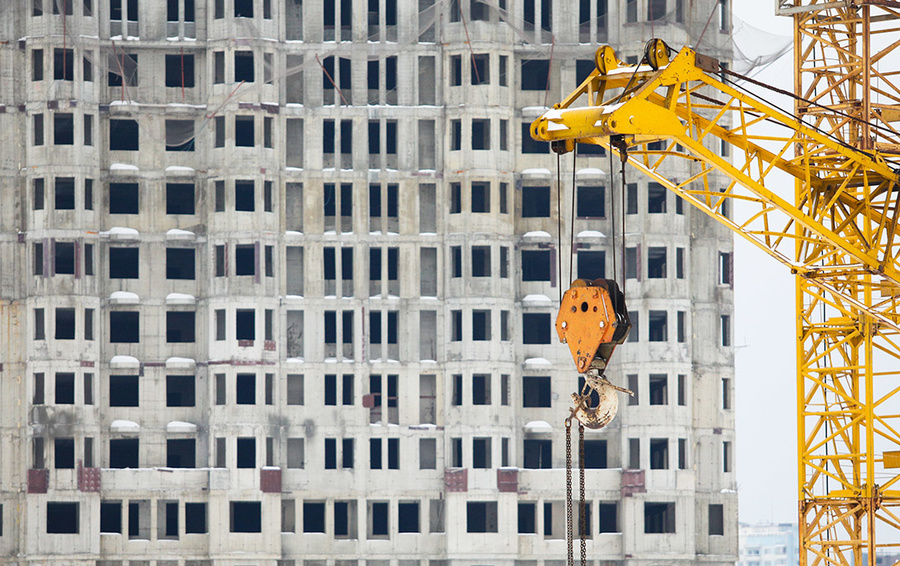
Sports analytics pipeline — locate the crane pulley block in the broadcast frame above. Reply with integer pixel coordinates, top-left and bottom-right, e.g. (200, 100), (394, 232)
(555, 278), (631, 374)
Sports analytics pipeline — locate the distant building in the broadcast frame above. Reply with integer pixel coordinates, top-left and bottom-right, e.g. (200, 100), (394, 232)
(739, 523), (800, 566)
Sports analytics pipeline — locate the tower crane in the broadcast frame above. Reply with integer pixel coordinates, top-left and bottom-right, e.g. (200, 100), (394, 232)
(531, 2), (900, 564)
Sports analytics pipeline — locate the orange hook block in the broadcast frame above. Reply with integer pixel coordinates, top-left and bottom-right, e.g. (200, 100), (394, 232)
(555, 279), (630, 374)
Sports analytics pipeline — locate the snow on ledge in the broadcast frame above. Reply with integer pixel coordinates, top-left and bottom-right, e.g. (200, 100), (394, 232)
(523, 294), (553, 306)
(109, 291), (139, 304)
(577, 230), (606, 239)
(101, 227), (139, 240)
(110, 163), (139, 172)
(166, 293), (196, 305)
(286, 357), (305, 364)
(524, 420), (553, 434)
(165, 165), (195, 175)
(576, 167), (606, 178)
(525, 357), (552, 366)
(521, 106), (550, 117)
(521, 168), (552, 179)
(110, 355), (140, 368)
(284, 230), (304, 236)
(111, 420), (140, 433)
(167, 421), (197, 434)
(166, 228), (195, 240)
(166, 357), (196, 369)
(523, 230), (552, 240)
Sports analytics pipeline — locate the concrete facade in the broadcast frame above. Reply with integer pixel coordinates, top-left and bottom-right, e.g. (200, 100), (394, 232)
(0, 1), (736, 565)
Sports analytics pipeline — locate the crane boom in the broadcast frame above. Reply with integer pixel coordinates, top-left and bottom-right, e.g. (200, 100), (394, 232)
(532, 4), (900, 561)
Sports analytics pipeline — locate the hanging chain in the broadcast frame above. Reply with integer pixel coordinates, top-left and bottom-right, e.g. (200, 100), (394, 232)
(565, 419), (574, 566)
(579, 423), (586, 566)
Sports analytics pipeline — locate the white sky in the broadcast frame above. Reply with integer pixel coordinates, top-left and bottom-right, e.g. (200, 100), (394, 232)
(729, 2), (798, 524)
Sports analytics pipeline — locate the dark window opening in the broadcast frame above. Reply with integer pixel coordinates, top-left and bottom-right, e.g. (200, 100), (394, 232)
(522, 312), (551, 344)
(165, 119), (194, 152)
(471, 245), (491, 276)
(473, 437), (491, 468)
(398, 502), (419, 533)
(109, 182), (139, 214)
(626, 183), (638, 214)
(521, 250), (551, 281)
(55, 177), (75, 210)
(55, 308), (75, 340)
(650, 438), (668, 469)
(647, 247), (666, 279)
(55, 242), (75, 274)
(165, 53), (195, 88)
(47, 502), (79, 534)
(599, 502), (618, 533)
(109, 375), (139, 407)
(644, 502), (676, 533)
(234, 51), (254, 82)
(649, 310), (667, 342)
(166, 248), (195, 280)
(236, 437), (256, 468)
(54, 113), (74, 145)
(109, 312), (140, 343)
(235, 245), (256, 275)
(230, 501), (262, 533)
(577, 250), (606, 281)
(649, 374), (668, 405)
(166, 311), (195, 343)
(472, 119), (490, 150)
(235, 116), (255, 148)
(109, 438), (139, 469)
(467, 502), (498, 533)
(109, 119), (139, 151)
(54, 48), (74, 80)
(577, 186), (605, 218)
(522, 186), (550, 217)
(472, 373), (491, 404)
(167, 438), (196, 468)
(109, 247), (139, 279)
(471, 53), (489, 84)
(648, 182), (666, 213)
(584, 439), (607, 469)
(236, 373), (256, 405)
(166, 183), (194, 214)
(518, 502), (536, 534)
(523, 439), (551, 469)
(523, 375), (551, 407)
(235, 180), (255, 211)
(100, 502), (122, 534)
(521, 59), (550, 90)
(54, 373), (75, 405)
(303, 502), (325, 533)
(54, 437), (75, 469)
(166, 375), (195, 407)
(186, 503), (206, 534)
(709, 504), (724, 536)
(471, 182), (490, 213)
(237, 309), (256, 340)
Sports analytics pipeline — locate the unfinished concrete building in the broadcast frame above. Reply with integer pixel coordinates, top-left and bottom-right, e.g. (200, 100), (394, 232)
(0, 0), (736, 565)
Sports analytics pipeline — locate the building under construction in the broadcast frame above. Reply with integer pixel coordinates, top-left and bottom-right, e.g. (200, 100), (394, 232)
(0, 1), (736, 565)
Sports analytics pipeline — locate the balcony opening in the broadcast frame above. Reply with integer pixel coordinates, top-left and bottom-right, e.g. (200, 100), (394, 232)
(55, 372), (75, 404)
(398, 502), (420, 533)
(644, 502), (676, 533)
(109, 182), (139, 214)
(523, 439), (551, 469)
(650, 438), (668, 469)
(522, 186), (550, 217)
(647, 246), (666, 278)
(109, 438), (139, 469)
(466, 502), (498, 533)
(109, 375), (139, 407)
(166, 375), (195, 407)
(522, 313), (551, 344)
(109, 312), (140, 343)
(472, 437), (491, 468)
(166, 311), (195, 343)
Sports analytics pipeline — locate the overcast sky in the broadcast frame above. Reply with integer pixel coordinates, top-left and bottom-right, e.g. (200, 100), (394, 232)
(728, 3), (798, 525)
